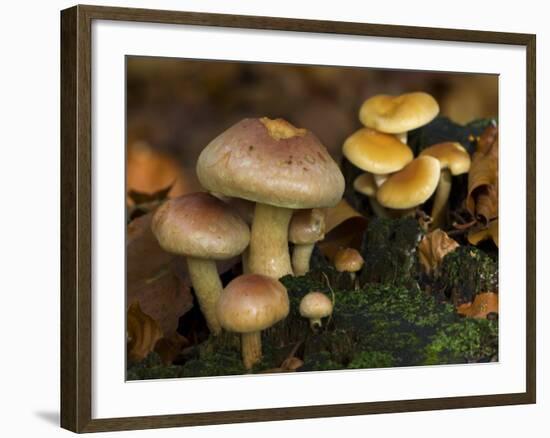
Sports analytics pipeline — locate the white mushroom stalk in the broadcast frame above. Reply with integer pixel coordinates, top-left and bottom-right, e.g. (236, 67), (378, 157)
(289, 209), (327, 276)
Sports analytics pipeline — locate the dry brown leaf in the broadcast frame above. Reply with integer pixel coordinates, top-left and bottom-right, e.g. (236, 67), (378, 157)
(457, 292), (499, 319)
(127, 301), (163, 362)
(127, 211), (193, 335)
(126, 141), (194, 205)
(418, 229), (459, 275)
(466, 125), (499, 222)
(154, 331), (190, 365)
(318, 199), (367, 260)
(467, 219), (499, 247)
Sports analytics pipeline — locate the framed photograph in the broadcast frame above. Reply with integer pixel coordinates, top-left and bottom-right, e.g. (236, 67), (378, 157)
(60, 4), (536, 433)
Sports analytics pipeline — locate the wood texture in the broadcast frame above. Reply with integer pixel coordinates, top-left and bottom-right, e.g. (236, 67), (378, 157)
(60, 4), (537, 433)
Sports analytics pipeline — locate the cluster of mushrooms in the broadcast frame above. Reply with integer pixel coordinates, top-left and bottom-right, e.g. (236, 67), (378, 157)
(149, 92), (470, 371)
(151, 117), (343, 369)
(344, 92), (471, 228)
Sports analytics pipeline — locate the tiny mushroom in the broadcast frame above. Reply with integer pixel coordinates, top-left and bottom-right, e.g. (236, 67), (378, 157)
(288, 208), (327, 276)
(353, 172), (387, 218)
(197, 117), (345, 279)
(299, 291), (333, 330)
(420, 142), (471, 228)
(334, 247), (364, 288)
(376, 156), (441, 210)
(217, 274), (289, 369)
(343, 128), (413, 217)
(151, 192), (250, 335)
(359, 92), (439, 143)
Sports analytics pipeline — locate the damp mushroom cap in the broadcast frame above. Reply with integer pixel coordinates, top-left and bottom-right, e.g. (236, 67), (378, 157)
(419, 142), (471, 175)
(334, 247), (364, 273)
(359, 92), (439, 134)
(299, 291), (333, 321)
(376, 156), (441, 210)
(151, 192), (250, 260)
(196, 117), (345, 209)
(288, 208), (327, 245)
(216, 274), (289, 334)
(353, 173), (378, 197)
(343, 128), (413, 174)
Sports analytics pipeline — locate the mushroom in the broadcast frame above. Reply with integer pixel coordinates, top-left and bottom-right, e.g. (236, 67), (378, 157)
(151, 192), (250, 335)
(353, 173), (388, 218)
(376, 156), (441, 210)
(419, 142), (471, 228)
(299, 291), (333, 330)
(216, 274), (289, 369)
(359, 92), (439, 143)
(334, 247), (364, 288)
(197, 117), (345, 279)
(288, 209), (327, 276)
(343, 128), (413, 217)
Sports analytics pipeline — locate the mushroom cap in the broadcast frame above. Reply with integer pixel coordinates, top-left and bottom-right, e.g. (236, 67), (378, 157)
(334, 247), (364, 273)
(343, 128), (413, 174)
(216, 274), (289, 334)
(197, 118), (345, 209)
(299, 292), (333, 320)
(288, 208), (327, 244)
(419, 142), (471, 175)
(353, 172), (377, 197)
(359, 92), (439, 134)
(376, 156), (441, 209)
(151, 192), (250, 260)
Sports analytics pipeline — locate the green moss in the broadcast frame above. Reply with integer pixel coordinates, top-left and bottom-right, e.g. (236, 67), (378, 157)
(435, 246), (498, 306)
(348, 351), (394, 369)
(424, 318), (498, 365)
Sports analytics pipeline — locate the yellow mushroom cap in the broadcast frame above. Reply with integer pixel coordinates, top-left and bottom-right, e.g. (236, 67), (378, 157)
(353, 173), (377, 197)
(334, 247), (364, 273)
(342, 128), (413, 174)
(376, 156), (441, 209)
(420, 142), (471, 175)
(359, 92), (439, 134)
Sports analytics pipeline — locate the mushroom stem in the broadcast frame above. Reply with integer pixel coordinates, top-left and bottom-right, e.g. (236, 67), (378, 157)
(292, 243), (315, 276)
(396, 132), (408, 144)
(186, 257), (223, 335)
(368, 197), (389, 218)
(242, 248), (250, 274)
(249, 203), (293, 278)
(431, 168), (452, 229)
(241, 331), (262, 369)
(309, 318), (322, 330)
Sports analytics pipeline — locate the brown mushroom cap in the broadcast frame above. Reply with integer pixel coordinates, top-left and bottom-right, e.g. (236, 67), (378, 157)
(353, 173), (377, 196)
(216, 274), (289, 333)
(359, 92), (439, 134)
(419, 142), (471, 175)
(343, 128), (413, 174)
(299, 292), (333, 320)
(288, 208), (326, 244)
(334, 247), (364, 273)
(376, 156), (441, 209)
(151, 192), (250, 260)
(196, 118), (345, 209)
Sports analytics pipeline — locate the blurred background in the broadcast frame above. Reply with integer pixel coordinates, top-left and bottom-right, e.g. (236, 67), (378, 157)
(126, 56), (498, 198)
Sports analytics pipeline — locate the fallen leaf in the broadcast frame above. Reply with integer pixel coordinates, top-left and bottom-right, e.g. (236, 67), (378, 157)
(127, 211), (193, 335)
(127, 302), (163, 362)
(126, 140), (190, 205)
(418, 229), (459, 275)
(318, 199), (368, 260)
(466, 125), (498, 222)
(467, 220), (499, 247)
(457, 292), (498, 319)
(154, 331), (190, 365)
